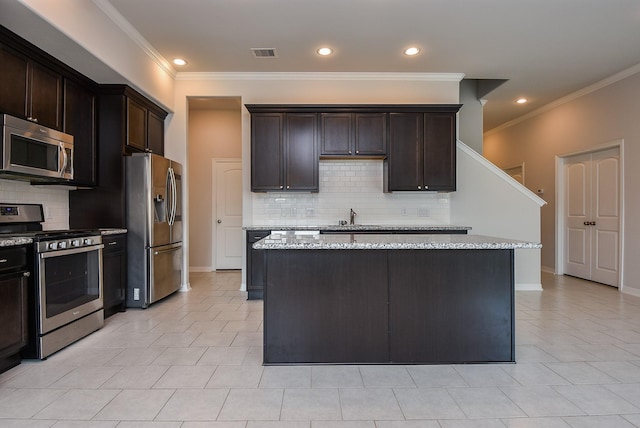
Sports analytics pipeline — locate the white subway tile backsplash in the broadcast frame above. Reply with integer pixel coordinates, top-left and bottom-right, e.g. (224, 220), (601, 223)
(0, 179), (69, 230)
(251, 160), (450, 226)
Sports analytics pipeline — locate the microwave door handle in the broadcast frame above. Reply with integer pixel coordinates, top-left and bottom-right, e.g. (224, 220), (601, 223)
(59, 143), (68, 177)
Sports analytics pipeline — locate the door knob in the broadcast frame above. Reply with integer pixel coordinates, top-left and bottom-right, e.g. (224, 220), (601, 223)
(217, 219), (222, 224)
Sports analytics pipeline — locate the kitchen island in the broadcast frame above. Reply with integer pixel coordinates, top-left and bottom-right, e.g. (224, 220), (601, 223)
(255, 232), (541, 365)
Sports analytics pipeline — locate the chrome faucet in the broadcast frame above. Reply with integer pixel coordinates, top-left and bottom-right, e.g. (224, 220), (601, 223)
(349, 208), (357, 225)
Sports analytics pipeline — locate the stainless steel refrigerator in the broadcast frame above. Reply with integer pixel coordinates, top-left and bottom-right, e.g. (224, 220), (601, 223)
(125, 153), (183, 308)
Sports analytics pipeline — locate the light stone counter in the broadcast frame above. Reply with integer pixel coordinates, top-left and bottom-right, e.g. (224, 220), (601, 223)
(100, 228), (128, 235)
(245, 224), (471, 232)
(0, 236), (33, 247)
(254, 231), (541, 250)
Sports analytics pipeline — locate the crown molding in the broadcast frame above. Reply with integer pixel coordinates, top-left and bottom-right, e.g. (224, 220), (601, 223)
(175, 72), (465, 82)
(485, 62), (640, 136)
(92, 0), (176, 78)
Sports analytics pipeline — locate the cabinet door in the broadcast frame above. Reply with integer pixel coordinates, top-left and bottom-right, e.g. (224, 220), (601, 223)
(103, 235), (126, 318)
(423, 113), (456, 191)
(147, 110), (164, 155)
(246, 230), (270, 300)
(63, 79), (96, 186)
(0, 271), (28, 359)
(354, 113), (386, 155)
(29, 62), (62, 130)
(251, 113), (283, 191)
(320, 113), (352, 155)
(127, 98), (147, 152)
(286, 113), (318, 191)
(387, 113), (423, 191)
(0, 46), (28, 119)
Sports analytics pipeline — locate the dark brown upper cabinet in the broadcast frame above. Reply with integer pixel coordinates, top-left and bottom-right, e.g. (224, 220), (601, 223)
(386, 108), (460, 192)
(0, 44), (62, 130)
(320, 112), (387, 157)
(124, 94), (165, 156)
(249, 109), (318, 192)
(63, 78), (97, 186)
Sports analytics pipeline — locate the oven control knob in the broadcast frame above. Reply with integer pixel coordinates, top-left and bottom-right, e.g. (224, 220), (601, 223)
(48, 242), (57, 250)
(84, 238), (93, 245)
(58, 241), (67, 249)
(71, 239), (81, 247)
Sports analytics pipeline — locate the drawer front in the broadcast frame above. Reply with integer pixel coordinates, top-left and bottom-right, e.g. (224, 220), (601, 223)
(102, 235), (126, 253)
(0, 246), (28, 273)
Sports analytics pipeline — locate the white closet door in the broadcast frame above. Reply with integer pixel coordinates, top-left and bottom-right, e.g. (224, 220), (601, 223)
(565, 153), (592, 279)
(590, 148), (620, 286)
(564, 147), (620, 287)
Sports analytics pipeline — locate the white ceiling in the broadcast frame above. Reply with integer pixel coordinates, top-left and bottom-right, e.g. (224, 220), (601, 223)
(4, 1), (640, 131)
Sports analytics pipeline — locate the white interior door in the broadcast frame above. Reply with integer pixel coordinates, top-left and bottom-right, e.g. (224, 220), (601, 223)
(564, 147), (620, 286)
(214, 159), (243, 270)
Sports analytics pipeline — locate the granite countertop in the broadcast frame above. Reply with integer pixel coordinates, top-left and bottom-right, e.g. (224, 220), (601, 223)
(253, 231), (542, 250)
(244, 224), (472, 231)
(100, 228), (128, 235)
(0, 236), (34, 247)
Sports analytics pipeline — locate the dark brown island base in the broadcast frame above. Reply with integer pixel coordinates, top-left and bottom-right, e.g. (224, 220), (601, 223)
(254, 232), (541, 365)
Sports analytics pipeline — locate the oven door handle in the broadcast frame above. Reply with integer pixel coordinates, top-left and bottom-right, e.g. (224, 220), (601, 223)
(39, 244), (104, 258)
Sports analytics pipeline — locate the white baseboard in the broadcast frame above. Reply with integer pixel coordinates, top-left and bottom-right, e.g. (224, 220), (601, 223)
(240, 282), (247, 292)
(621, 285), (640, 298)
(516, 282), (543, 291)
(189, 266), (212, 272)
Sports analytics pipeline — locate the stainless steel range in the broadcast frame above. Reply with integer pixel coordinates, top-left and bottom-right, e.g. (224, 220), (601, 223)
(0, 203), (104, 359)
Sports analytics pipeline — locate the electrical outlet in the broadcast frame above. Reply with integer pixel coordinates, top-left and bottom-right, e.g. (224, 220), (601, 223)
(306, 208), (315, 217)
(400, 207), (407, 216)
(417, 208), (429, 217)
(133, 288), (140, 301)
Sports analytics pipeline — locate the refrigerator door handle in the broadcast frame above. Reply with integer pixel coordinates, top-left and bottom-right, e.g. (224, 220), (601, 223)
(172, 167), (177, 225)
(166, 167), (174, 226)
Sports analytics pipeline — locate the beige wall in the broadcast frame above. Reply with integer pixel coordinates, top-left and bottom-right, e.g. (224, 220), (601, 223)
(484, 70), (640, 296)
(188, 107), (242, 270)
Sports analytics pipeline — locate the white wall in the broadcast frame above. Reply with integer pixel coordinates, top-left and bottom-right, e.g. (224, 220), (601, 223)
(484, 68), (640, 297)
(252, 160), (451, 227)
(451, 143), (546, 290)
(188, 108), (242, 270)
(0, 179), (69, 230)
(3, 0), (175, 110)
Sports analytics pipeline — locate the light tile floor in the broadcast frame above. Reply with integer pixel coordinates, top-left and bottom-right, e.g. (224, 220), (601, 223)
(1, 271), (640, 427)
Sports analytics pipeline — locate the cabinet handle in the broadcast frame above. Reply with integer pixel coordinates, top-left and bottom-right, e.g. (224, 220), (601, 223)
(108, 241), (118, 246)
(349, 150), (352, 154)
(424, 185), (429, 190)
(23, 271), (31, 277)
(356, 150), (359, 154)
(287, 185), (290, 189)
(417, 186), (421, 190)
(584, 221), (589, 226)
(280, 185), (283, 189)
(0, 259), (7, 263)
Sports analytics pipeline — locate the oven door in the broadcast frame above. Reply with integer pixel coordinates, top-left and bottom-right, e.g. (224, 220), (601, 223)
(38, 244), (103, 334)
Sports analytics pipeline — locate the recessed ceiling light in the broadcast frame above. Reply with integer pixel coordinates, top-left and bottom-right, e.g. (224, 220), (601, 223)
(173, 58), (187, 66)
(516, 98), (528, 104)
(404, 47), (420, 56)
(317, 47), (333, 56)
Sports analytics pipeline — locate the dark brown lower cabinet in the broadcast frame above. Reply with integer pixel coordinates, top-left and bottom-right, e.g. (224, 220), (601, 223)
(264, 250), (389, 364)
(0, 246), (29, 373)
(246, 231), (270, 300)
(263, 248), (514, 364)
(388, 249), (514, 363)
(102, 234), (127, 318)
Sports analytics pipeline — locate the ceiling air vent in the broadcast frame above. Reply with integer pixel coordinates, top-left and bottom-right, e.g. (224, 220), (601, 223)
(251, 48), (278, 58)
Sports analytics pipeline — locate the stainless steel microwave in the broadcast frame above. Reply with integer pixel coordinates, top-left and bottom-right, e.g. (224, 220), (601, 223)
(1, 114), (73, 181)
